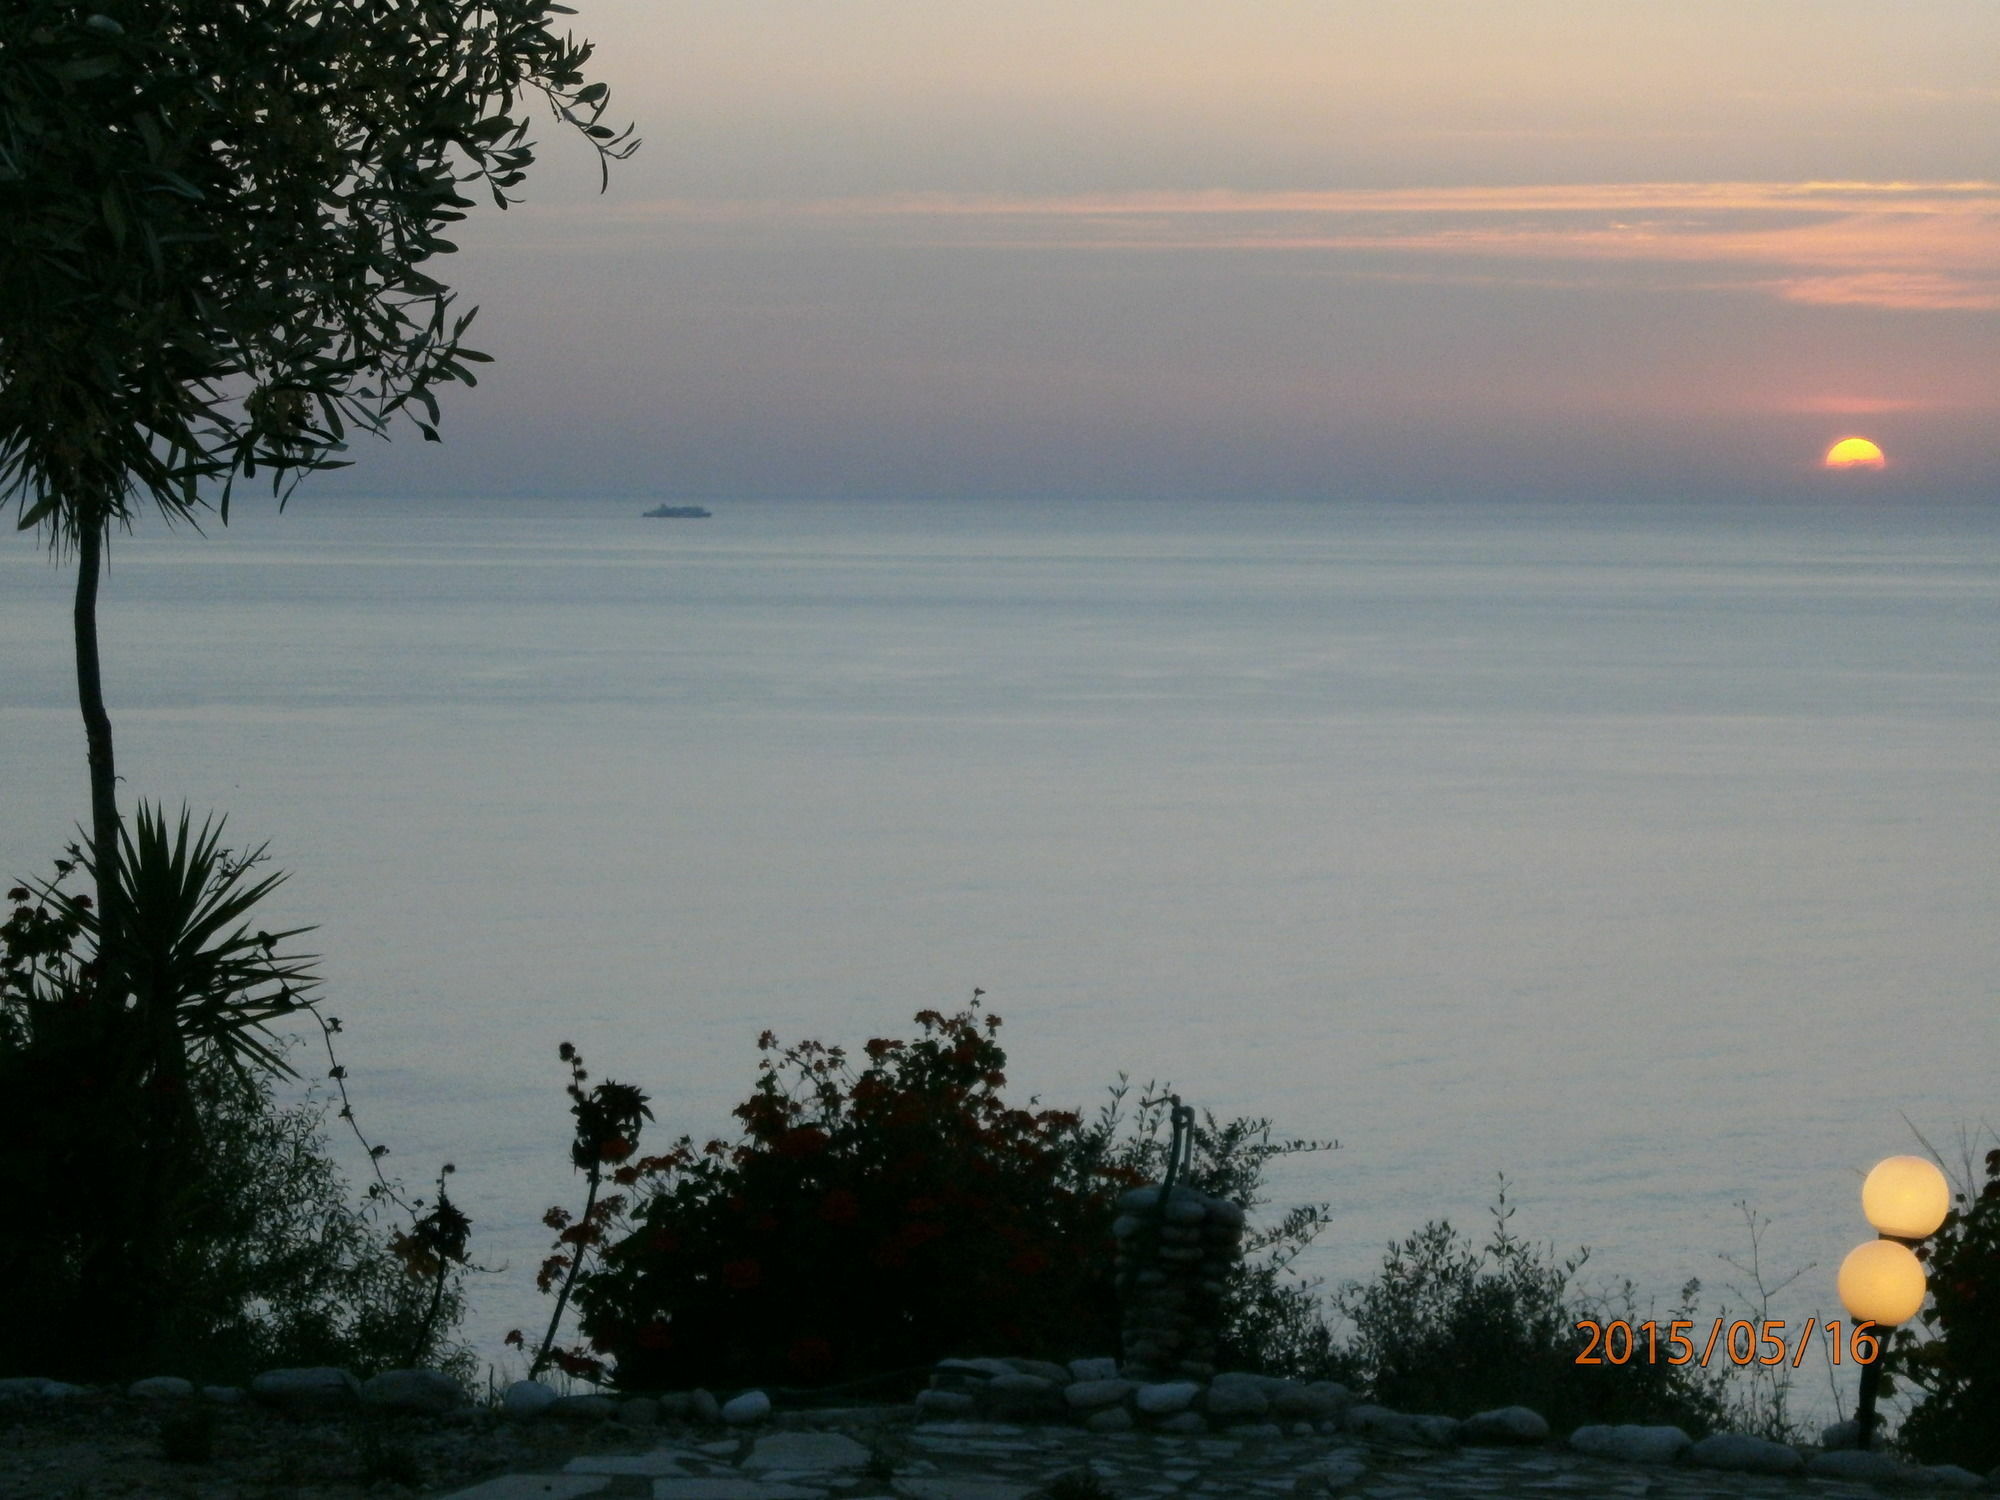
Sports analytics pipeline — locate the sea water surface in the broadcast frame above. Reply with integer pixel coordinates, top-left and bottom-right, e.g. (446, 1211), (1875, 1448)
(4, 494), (1996, 1415)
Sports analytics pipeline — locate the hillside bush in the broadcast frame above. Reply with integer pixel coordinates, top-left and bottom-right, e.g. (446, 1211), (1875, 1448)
(564, 997), (1344, 1392)
(1336, 1178), (1730, 1432)
(571, 999), (1139, 1390)
(1893, 1141), (2000, 1471)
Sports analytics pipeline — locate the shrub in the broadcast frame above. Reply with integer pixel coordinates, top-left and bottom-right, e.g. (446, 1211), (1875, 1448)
(1335, 1177), (1729, 1432)
(564, 997), (1347, 1392)
(1893, 1141), (2000, 1470)
(0, 831), (473, 1383)
(573, 998), (1141, 1390)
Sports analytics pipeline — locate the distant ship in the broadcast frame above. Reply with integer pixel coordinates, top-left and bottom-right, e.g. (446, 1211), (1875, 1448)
(642, 504), (712, 518)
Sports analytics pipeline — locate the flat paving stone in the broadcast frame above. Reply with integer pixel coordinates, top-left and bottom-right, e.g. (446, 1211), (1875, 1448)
(563, 1448), (700, 1476)
(435, 1477), (613, 1500)
(651, 1480), (830, 1500)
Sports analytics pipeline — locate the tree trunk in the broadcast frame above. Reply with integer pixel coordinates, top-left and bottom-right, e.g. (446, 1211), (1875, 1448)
(73, 514), (122, 946)
(70, 512), (164, 1374)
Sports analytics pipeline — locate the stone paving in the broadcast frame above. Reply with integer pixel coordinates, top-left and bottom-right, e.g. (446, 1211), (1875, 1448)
(433, 1411), (1994, 1500)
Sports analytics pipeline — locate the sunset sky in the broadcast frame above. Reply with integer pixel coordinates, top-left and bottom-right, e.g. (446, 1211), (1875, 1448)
(323, 0), (2000, 503)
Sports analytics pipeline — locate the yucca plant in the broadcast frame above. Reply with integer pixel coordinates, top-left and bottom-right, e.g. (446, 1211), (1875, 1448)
(1, 801), (328, 1377)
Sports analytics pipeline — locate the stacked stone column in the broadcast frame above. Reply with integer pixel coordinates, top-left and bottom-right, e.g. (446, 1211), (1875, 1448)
(1111, 1182), (1244, 1381)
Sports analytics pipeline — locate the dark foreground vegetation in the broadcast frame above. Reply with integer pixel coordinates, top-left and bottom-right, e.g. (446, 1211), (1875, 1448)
(3, 824), (1996, 1469)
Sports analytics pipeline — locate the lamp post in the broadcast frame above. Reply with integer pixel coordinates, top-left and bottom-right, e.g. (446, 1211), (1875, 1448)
(1835, 1155), (1950, 1450)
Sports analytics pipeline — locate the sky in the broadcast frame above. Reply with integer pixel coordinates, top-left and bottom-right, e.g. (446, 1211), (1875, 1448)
(314, 0), (2000, 504)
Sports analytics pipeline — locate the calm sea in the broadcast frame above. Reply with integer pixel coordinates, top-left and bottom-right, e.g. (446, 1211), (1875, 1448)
(5, 494), (1996, 1416)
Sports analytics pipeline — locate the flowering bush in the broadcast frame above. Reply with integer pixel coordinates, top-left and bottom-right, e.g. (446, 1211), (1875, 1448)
(1894, 1145), (2000, 1470)
(572, 998), (1145, 1390)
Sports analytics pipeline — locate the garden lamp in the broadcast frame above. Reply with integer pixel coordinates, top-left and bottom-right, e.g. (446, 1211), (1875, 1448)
(1837, 1155), (1950, 1450)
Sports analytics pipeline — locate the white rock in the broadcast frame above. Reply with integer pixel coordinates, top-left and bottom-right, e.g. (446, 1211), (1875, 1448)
(128, 1376), (195, 1401)
(1820, 1417), (1862, 1450)
(1346, 1404), (1456, 1446)
(201, 1386), (246, 1405)
(1460, 1406), (1550, 1444)
(721, 1388), (771, 1424)
(743, 1432), (874, 1471)
(1569, 1424), (1692, 1464)
(500, 1378), (558, 1416)
(1157, 1410), (1207, 1433)
(1687, 1432), (1803, 1474)
(914, 1389), (976, 1417)
(1062, 1378), (1134, 1411)
(981, 1373), (1061, 1416)
(933, 1357), (1015, 1380)
(0, 1378), (85, 1400)
(250, 1367), (360, 1413)
(1067, 1357), (1120, 1382)
(1203, 1372), (1271, 1421)
(1000, 1358), (1071, 1384)
(362, 1368), (469, 1414)
(689, 1387), (722, 1422)
(1134, 1380), (1201, 1415)
(1085, 1405), (1134, 1433)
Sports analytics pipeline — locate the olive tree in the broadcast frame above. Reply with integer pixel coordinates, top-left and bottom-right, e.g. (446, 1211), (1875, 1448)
(1, 0), (635, 948)
(0, 0), (634, 1372)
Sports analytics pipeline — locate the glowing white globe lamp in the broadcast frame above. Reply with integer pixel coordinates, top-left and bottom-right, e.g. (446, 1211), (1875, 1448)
(1837, 1239), (1928, 1327)
(1861, 1155), (1951, 1241)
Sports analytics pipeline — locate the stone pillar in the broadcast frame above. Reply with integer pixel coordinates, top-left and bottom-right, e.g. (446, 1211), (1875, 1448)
(1111, 1182), (1245, 1381)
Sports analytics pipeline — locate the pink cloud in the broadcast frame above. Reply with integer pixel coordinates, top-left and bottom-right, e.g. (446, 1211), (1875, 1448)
(576, 180), (2000, 314)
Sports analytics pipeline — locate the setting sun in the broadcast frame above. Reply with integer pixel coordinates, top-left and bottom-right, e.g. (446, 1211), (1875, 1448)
(1824, 436), (1887, 470)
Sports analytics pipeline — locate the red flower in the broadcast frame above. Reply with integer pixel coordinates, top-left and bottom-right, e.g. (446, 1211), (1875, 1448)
(598, 1136), (633, 1162)
(723, 1258), (763, 1291)
(818, 1189), (861, 1225)
(776, 1126), (828, 1158)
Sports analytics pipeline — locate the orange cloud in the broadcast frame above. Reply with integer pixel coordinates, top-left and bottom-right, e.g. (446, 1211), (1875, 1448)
(570, 180), (2000, 313)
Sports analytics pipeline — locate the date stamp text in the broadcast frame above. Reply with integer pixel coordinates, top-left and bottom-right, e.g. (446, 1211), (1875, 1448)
(1574, 1318), (1880, 1368)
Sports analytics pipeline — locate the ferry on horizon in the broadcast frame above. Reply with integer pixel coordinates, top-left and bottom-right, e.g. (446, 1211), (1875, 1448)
(642, 504), (712, 518)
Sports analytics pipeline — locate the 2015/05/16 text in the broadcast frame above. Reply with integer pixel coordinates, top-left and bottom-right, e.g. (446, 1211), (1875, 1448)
(1574, 1319), (1879, 1368)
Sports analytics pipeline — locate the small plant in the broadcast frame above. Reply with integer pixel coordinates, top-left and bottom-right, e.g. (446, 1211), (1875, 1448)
(1711, 1200), (1813, 1443)
(156, 1404), (216, 1464)
(506, 1042), (660, 1382)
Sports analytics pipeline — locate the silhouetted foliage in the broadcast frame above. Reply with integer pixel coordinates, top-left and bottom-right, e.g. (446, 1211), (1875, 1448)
(1894, 1141), (2000, 1470)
